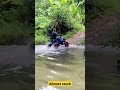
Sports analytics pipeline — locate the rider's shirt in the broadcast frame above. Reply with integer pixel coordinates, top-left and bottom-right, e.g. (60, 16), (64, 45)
(51, 32), (58, 39)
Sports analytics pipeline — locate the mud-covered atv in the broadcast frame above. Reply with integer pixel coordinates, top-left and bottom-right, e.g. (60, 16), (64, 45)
(48, 37), (69, 48)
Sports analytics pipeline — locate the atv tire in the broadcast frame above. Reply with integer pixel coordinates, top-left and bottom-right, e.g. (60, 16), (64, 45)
(64, 42), (69, 47)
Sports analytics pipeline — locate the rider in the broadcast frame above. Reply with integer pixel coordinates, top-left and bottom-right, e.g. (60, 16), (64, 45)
(49, 28), (58, 44)
(48, 28), (66, 46)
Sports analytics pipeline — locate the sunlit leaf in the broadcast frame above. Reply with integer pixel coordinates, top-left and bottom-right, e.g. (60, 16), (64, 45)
(48, 0), (54, 6)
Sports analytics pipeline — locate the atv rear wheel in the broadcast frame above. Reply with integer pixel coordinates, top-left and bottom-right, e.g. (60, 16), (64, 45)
(64, 42), (69, 47)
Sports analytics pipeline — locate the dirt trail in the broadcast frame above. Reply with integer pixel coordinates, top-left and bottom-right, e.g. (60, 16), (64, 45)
(86, 14), (120, 45)
(67, 14), (120, 45)
(67, 32), (85, 45)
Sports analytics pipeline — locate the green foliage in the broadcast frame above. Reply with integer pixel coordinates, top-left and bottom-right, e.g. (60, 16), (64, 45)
(35, 17), (51, 30)
(35, 30), (48, 45)
(35, 0), (85, 44)
(0, 0), (34, 45)
(0, 21), (32, 45)
(48, 0), (54, 6)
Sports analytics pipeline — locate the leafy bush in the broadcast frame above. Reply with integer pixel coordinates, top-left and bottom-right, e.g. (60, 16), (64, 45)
(0, 21), (32, 45)
(35, 0), (85, 44)
(35, 30), (48, 45)
(0, 0), (34, 45)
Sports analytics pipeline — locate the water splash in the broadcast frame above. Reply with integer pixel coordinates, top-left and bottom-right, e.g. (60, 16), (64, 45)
(39, 86), (59, 90)
(35, 45), (56, 54)
(35, 45), (85, 56)
(35, 45), (67, 55)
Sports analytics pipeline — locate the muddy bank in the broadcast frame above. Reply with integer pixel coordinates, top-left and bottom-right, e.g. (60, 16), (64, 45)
(67, 32), (85, 45)
(86, 14), (120, 46)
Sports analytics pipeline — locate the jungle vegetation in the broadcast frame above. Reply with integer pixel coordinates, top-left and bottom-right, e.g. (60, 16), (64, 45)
(0, 0), (34, 45)
(35, 0), (85, 44)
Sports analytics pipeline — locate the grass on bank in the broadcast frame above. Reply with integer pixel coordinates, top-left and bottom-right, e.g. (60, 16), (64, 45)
(35, 30), (48, 45)
(77, 38), (85, 46)
(0, 21), (33, 45)
(35, 25), (85, 45)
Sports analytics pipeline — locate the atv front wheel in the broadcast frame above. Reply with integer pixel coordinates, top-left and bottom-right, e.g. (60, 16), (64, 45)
(54, 43), (60, 48)
(48, 43), (52, 47)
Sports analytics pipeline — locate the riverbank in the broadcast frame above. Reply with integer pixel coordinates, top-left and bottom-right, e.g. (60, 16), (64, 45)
(66, 32), (85, 45)
(86, 14), (120, 47)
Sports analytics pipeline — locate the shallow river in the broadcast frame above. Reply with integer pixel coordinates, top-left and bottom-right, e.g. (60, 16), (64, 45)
(35, 45), (85, 90)
(0, 45), (120, 90)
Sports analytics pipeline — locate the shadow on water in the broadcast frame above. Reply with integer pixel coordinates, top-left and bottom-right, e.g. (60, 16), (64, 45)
(86, 46), (120, 90)
(0, 45), (34, 90)
(35, 45), (85, 90)
(0, 64), (34, 90)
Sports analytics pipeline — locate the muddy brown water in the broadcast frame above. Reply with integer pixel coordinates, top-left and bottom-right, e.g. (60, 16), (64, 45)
(0, 45), (34, 90)
(35, 45), (85, 90)
(1, 45), (119, 90)
(86, 45), (120, 90)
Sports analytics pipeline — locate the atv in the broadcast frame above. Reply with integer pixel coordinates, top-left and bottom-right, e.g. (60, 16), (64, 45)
(48, 37), (69, 48)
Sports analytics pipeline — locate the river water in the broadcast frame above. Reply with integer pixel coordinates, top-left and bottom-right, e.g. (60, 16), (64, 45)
(35, 45), (85, 90)
(0, 45), (34, 90)
(0, 45), (120, 90)
(86, 45), (120, 90)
